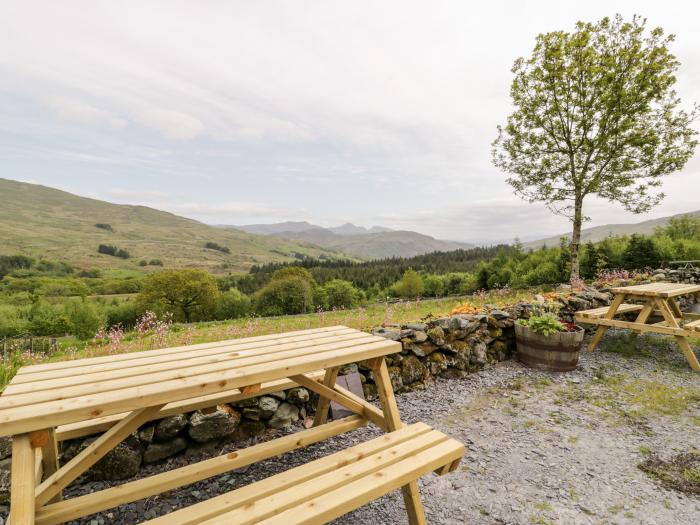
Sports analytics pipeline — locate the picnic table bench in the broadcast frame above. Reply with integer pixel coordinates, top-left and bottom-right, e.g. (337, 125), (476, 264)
(575, 282), (700, 371)
(1, 325), (464, 524)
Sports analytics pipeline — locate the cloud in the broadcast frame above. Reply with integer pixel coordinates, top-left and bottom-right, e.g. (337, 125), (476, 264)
(0, 1), (698, 243)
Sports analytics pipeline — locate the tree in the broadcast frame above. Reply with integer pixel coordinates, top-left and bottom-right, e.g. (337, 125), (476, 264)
(253, 276), (313, 316)
(215, 288), (251, 320)
(321, 279), (360, 309)
(656, 214), (700, 241)
(138, 269), (219, 322)
(493, 15), (697, 280)
(621, 234), (661, 270)
(392, 269), (424, 298)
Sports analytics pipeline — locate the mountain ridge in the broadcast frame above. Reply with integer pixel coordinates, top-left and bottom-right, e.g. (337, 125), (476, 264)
(229, 221), (474, 259)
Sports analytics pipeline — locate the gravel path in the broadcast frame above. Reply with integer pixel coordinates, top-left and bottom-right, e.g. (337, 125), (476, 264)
(1, 330), (698, 525)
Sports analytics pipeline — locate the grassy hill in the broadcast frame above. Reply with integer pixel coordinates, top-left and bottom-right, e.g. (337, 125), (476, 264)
(524, 209), (700, 249)
(0, 179), (339, 273)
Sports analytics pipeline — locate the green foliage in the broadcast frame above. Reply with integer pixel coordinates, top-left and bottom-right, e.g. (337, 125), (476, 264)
(622, 234), (662, 270)
(392, 269), (425, 298)
(493, 14), (697, 280)
(423, 274), (445, 297)
(270, 266), (315, 285)
(215, 288), (251, 320)
(320, 279), (360, 309)
(518, 313), (566, 336)
(253, 276), (313, 316)
(28, 300), (70, 336)
(65, 300), (103, 339)
(656, 215), (700, 241)
(97, 244), (130, 259)
(138, 269), (220, 322)
(0, 254), (34, 278)
(204, 241), (231, 254)
(0, 304), (29, 337)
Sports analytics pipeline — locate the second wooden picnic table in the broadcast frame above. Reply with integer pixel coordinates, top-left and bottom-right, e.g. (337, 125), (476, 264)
(575, 282), (700, 371)
(1, 325), (464, 524)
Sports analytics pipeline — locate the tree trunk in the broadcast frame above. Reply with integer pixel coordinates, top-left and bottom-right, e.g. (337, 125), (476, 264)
(570, 197), (583, 282)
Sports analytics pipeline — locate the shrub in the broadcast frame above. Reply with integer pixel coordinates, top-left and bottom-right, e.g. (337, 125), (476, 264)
(215, 288), (251, 320)
(423, 275), (445, 297)
(94, 223), (114, 232)
(0, 254), (34, 278)
(321, 279), (360, 309)
(149, 259), (163, 266)
(391, 269), (424, 298)
(28, 300), (70, 336)
(138, 269), (220, 322)
(65, 300), (103, 339)
(204, 242), (231, 254)
(139, 260), (148, 266)
(254, 276), (313, 316)
(98, 244), (131, 259)
(0, 305), (29, 337)
(105, 300), (143, 330)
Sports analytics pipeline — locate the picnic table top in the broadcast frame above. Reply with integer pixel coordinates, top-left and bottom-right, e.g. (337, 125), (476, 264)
(609, 281), (700, 298)
(0, 325), (400, 438)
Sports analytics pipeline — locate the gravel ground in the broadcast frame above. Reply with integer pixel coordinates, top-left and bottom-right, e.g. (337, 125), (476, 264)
(1, 330), (698, 525)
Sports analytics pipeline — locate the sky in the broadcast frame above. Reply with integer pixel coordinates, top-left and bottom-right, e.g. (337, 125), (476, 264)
(1, 1), (699, 243)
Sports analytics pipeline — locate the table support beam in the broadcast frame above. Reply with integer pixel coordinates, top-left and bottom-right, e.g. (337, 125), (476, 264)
(587, 294), (625, 352)
(290, 373), (385, 430)
(35, 404), (164, 507)
(10, 433), (36, 525)
(312, 367), (339, 427)
(371, 358), (427, 525)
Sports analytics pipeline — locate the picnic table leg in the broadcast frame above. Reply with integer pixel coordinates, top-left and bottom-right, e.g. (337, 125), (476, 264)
(655, 298), (700, 372)
(313, 366), (339, 426)
(10, 434), (36, 525)
(371, 358), (428, 525)
(40, 429), (62, 503)
(587, 294), (625, 352)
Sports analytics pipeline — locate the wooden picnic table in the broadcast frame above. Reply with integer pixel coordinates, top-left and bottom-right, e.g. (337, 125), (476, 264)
(575, 282), (700, 371)
(1, 325), (464, 525)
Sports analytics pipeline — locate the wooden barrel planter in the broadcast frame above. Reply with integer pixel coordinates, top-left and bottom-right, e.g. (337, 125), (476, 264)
(514, 323), (585, 372)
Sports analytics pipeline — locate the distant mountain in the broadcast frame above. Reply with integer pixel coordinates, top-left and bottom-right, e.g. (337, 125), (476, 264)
(523, 209), (700, 249)
(233, 221), (325, 236)
(0, 179), (338, 272)
(229, 221), (473, 259)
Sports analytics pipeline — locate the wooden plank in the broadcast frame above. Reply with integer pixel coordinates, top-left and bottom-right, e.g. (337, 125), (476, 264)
(195, 430), (449, 525)
(55, 373), (324, 441)
(312, 367), (339, 427)
(585, 293), (625, 352)
(7, 329), (362, 390)
(575, 304), (643, 319)
(142, 423), (434, 525)
(585, 317), (689, 336)
(10, 434), (36, 525)
(290, 374), (385, 430)
(220, 440), (465, 525)
(16, 326), (351, 376)
(0, 339), (400, 438)
(35, 416), (370, 525)
(35, 404), (164, 507)
(40, 429), (61, 503)
(1, 336), (380, 408)
(3, 331), (369, 395)
(371, 358), (426, 525)
(685, 319), (700, 330)
(675, 336), (700, 372)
